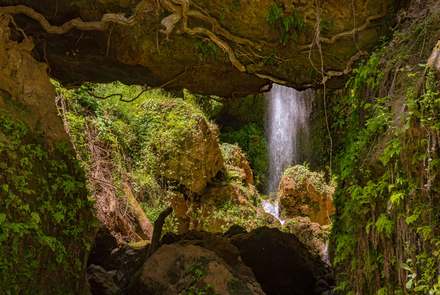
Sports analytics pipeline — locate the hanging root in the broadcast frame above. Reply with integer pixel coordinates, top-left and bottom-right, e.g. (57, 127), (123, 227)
(322, 50), (369, 84)
(0, 2), (149, 33)
(304, 0), (394, 84)
(319, 0), (394, 45)
(159, 0), (291, 83)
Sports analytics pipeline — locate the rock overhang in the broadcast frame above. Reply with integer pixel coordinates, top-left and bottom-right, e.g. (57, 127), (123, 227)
(0, 0), (402, 97)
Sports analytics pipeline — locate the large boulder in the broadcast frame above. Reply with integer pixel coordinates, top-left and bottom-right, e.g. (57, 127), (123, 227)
(191, 182), (259, 232)
(158, 115), (223, 194)
(140, 99), (223, 194)
(108, 244), (149, 292)
(278, 165), (335, 225)
(281, 217), (330, 263)
(231, 226), (329, 295)
(134, 243), (265, 295)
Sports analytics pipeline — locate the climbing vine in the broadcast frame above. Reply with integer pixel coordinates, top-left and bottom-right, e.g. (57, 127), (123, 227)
(313, 5), (440, 293)
(0, 111), (96, 294)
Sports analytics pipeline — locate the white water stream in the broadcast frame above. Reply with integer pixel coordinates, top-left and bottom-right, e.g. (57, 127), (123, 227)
(263, 84), (312, 221)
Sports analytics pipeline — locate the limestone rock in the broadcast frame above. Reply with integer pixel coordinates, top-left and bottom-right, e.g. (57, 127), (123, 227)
(279, 165), (335, 225)
(0, 16), (94, 293)
(192, 183), (257, 232)
(158, 115), (223, 194)
(164, 191), (190, 234)
(1, 0), (400, 95)
(231, 226), (329, 295)
(136, 243), (265, 295)
(222, 144), (254, 185)
(281, 217), (329, 262)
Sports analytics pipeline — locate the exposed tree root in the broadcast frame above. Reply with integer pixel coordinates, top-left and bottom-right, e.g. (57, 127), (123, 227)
(323, 50), (369, 84)
(0, 0), (394, 88)
(320, 0), (394, 45)
(0, 2), (149, 34)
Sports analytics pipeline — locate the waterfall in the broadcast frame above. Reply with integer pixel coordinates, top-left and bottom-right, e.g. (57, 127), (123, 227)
(263, 84), (312, 221)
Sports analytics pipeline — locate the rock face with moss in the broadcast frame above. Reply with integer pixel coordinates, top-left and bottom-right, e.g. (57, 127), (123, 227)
(222, 143), (254, 185)
(0, 19), (95, 294)
(279, 165), (335, 225)
(281, 217), (329, 262)
(0, 0), (401, 96)
(315, 1), (440, 293)
(149, 100), (224, 194)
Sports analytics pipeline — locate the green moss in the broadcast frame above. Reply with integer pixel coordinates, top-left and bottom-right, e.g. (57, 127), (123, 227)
(0, 111), (96, 294)
(220, 123), (268, 186)
(318, 9), (440, 293)
(282, 165), (334, 196)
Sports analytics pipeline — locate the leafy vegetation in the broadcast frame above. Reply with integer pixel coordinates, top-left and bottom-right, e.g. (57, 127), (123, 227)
(195, 40), (218, 61)
(182, 260), (218, 295)
(218, 94), (268, 187)
(53, 81), (274, 241)
(0, 110), (95, 294)
(220, 124), (268, 186)
(265, 4), (304, 44)
(311, 7), (440, 293)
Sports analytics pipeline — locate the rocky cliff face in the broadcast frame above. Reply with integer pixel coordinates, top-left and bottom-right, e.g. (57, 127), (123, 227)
(0, 16), (95, 294)
(316, 1), (440, 292)
(1, 0), (401, 96)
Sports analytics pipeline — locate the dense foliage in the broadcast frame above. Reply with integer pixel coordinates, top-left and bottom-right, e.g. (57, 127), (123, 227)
(313, 6), (440, 294)
(54, 82), (274, 241)
(0, 110), (95, 294)
(218, 94), (269, 187)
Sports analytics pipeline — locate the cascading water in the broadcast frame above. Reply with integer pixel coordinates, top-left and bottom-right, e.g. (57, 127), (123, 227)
(263, 84), (312, 223)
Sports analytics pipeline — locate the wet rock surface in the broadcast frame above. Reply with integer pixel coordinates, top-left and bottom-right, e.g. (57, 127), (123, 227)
(87, 228), (148, 294)
(279, 165), (335, 225)
(108, 244), (148, 291)
(135, 243), (264, 295)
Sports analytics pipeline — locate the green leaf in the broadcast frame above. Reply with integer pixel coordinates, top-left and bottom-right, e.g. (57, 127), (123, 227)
(0, 213), (6, 225)
(31, 212), (40, 224)
(406, 278), (414, 289)
(53, 211), (65, 223)
(400, 263), (411, 271)
(406, 213), (419, 225)
(390, 192), (404, 205)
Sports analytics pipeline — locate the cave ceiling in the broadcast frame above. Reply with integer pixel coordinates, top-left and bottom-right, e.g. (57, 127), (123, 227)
(0, 0), (402, 97)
